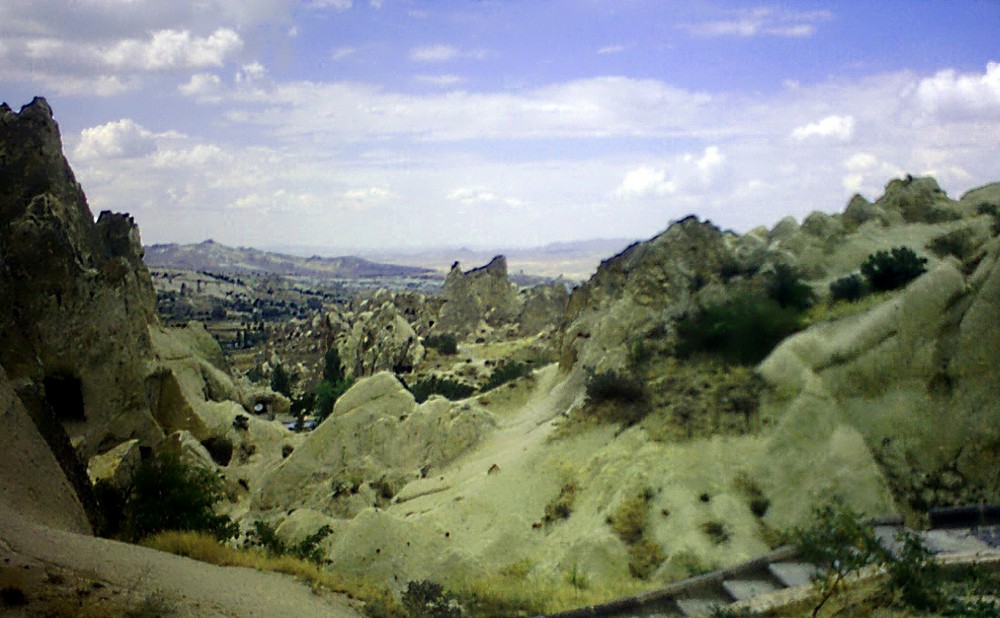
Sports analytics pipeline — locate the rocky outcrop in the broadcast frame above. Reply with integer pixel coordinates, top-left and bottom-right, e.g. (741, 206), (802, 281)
(254, 372), (495, 517)
(319, 290), (426, 378)
(0, 98), (161, 458)
(759, 245), (1000, 513)
(559, 216), (734, 372)
(433, 256), (520, 338)
(517, 281), (570, 336)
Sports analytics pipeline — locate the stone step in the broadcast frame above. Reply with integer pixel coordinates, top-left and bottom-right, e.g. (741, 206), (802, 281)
(768, 561), (821, 588)
(875, 525), (904, 558)
(722, 577), (781, 601)
(675, 597), (729, 616)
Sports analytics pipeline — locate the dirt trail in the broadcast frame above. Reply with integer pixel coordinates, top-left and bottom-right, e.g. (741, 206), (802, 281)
(0, 507), (362, 618)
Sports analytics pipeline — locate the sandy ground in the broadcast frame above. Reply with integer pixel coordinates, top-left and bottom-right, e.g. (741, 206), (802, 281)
(0, 506), (362, 618)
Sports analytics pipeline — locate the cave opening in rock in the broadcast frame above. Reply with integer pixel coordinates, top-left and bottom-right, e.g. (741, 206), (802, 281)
(43, 374), (86, 422)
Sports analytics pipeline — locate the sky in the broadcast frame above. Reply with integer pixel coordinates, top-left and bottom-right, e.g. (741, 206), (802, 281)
(2, 1), (999, 252)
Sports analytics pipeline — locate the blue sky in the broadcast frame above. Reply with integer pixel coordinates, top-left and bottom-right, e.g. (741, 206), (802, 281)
(2, 1), (999, 251)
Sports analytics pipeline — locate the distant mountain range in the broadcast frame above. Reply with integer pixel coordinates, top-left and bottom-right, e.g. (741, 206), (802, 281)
(144, 240), (437, 280)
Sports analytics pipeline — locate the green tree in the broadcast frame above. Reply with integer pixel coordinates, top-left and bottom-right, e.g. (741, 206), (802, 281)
(829, 273), (866, 302)
(767, 263), (815, 311)
(119, 452), (236, 542)
(270, 363), (292, 397)
(860, 247), (927, 291)
(322, 347), (345, 383)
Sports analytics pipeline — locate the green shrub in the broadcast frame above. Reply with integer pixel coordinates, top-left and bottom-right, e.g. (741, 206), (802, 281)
(674, 292), (803, 365)
(860, 247), (927, 291)
(700, 520), (731, 545)
(794, 504), (889, 617)
(269, 363), (292, 397)
(586, 371), (648, 406)
(542, 482), (578, 525)
(247, 521), (332, 565)
(767, 263), (815, 311)
(322, 347), (346, 383)
(119, 452), (237, 542)
(481, 361), (531, 392)
(423, 334), (459, 356)
(315, 376), (354, 421)
(402, 580), (461, 618)
(829, 273), (867, 302)
(407, 376), (475, 403)
(886, 529), (944, 611)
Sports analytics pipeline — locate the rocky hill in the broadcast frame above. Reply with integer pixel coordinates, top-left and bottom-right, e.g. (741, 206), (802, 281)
(2, 96), (998, 618)
(146, 239), (436, 280)
(0, 97), (361, 616)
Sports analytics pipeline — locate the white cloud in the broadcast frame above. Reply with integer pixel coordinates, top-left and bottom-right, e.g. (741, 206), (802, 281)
(410, 44), (460, 62)
(415, 74), (462, 87)
(791, 115), (855, 141)
(307, 0), (352, 10)
(154, 144), (226, 168)
(344, 187), (393, 201)
(683, 7), (832, 38)
(615, 166), (676, 198)
(695, 145), (724, 176)
(50, 75), (135, 96)
(598, 44), (625, 55)
(843, 152), (878, 171)
(915, 62), (1000, 118)
(331, 46), (356, 60)
(179, 72), (223, 100)
(447, 187), (523, 208)
(102, 28), (243, 70)
(370, 0), (384, 8)
(75, 118), (158, 159)
(230, 189), (321, 213)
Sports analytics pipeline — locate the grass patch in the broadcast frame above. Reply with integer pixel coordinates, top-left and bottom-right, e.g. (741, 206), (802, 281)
(141, 531), (403, 617)
(802, 289), (896, 326)
(480, 361), (532, 392)
(541, 482), (578, 525)
(700, 521), (731, 545)
(607, 488), (666, 579)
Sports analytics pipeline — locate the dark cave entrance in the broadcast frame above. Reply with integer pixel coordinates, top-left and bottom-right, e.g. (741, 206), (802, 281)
(43, 374), (86, 422)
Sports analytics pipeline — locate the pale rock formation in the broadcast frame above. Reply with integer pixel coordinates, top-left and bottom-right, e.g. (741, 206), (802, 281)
(0, 98), (162, 458)
(559, 216), (734, 373)
(434, 256), (520, 338)
(0, 365), (91, 534)
(517, 281), (570, 336)
(842, 194), (888, 228)
(759, 252), (1000, 513)
(87, 439), (142, 490)
(253, 372), (495, 517)
(341, 302), (424, 376)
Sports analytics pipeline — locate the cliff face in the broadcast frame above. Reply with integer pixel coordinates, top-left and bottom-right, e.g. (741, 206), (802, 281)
(0, 98), (161, 457)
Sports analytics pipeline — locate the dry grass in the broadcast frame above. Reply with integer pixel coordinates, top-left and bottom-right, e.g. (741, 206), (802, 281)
(802, 289), (896, 326)
(141, 531), (403, 616)
(448, 569), (650, 616)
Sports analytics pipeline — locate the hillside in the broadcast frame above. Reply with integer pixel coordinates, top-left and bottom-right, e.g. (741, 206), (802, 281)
(145, 239), (437, 280)
(1, 96), (998, 618)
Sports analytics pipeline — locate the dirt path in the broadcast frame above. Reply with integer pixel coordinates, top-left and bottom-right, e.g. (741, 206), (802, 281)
(0, 507), (363, 618)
